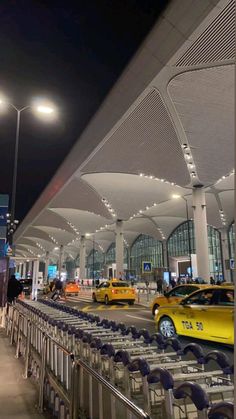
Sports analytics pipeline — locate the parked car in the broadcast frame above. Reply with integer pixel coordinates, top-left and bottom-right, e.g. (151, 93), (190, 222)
(19, 278), (32, 295)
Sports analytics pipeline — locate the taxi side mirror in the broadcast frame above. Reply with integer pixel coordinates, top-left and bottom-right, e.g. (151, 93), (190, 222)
(180, 300), (189, 306)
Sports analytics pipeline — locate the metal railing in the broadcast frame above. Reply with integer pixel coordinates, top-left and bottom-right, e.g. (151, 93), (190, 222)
(6, 303), (150, 419)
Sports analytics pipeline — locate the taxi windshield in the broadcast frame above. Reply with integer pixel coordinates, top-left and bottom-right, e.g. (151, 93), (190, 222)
(112, 282), (129, 288)
(168, 285), (199, 297)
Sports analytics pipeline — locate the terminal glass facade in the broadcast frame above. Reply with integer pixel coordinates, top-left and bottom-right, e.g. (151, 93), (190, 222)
(228, 222), (235, 259)
(105, 243), (128, 266)
(167, 221), (222, 278)
(130, 234), (163, 275)
(86, 249), (105, 278)
(168, 221), (195, 257)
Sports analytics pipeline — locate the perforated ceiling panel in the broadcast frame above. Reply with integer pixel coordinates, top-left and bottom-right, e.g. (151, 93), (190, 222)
(50, 208), (110, 235)
(123, 218), (162, 240)
(205, 192), (221, 228)
(34, 226), (75, 245)
(50, 178), (111, 219)
(219, 190), (234, 223)
(153, 216), (185, 238)
(83, 90), (190, 186)
(168, 65), (234, 185)
(176, 0), (235, 66)
(33, 209), (74, 234)
(83, 173), (190, 220)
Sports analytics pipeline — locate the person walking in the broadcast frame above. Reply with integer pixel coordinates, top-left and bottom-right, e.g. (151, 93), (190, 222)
(7, 274), (23, 303)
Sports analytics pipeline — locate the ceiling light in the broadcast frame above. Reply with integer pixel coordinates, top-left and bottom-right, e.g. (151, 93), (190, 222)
(185, 153), (191, 160)
(188, 163), (195, 169)
(139, 173), (143, 177)
(172, 194), (181, 199)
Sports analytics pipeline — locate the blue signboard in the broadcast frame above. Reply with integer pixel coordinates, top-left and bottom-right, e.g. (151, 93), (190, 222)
(142, 261), (152, 273)
(0, 207), (7, 226)
(0, 239), (6, 258)
(48, 265), (57, 279)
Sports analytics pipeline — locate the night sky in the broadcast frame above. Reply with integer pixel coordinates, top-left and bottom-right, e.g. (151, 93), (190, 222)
(0, 0), (169, 222)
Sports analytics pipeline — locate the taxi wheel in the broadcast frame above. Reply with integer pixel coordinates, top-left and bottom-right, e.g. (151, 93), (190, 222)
(105, 295), (110, 305)
(152, 304), (159, 316)
(159, 316), (176, 338)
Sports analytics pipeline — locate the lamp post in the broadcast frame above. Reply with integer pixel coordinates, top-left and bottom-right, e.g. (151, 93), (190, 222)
(172, 194), (192, 279)
(0, 99), (56, 248)
(92, 236), (95, 284)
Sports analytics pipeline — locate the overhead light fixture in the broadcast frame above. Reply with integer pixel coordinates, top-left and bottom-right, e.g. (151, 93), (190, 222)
(172, 194), (181, 199)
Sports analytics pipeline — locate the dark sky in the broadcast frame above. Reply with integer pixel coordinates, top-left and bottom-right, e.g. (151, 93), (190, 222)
(0, 0), (169, 222)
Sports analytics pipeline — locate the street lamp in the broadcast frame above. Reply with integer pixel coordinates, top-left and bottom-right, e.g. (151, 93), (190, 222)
(0, 98), (56, 247)
(172, 194), (192, 279)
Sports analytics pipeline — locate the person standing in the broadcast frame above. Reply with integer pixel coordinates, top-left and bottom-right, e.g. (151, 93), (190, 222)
(7, 275), (23, 303)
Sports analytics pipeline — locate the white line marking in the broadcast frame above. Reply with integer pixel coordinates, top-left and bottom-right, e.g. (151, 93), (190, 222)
(126, 315), (155, 323)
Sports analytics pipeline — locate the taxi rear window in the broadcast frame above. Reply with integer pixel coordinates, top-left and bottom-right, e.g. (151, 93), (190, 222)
(112, 282), (129, 288)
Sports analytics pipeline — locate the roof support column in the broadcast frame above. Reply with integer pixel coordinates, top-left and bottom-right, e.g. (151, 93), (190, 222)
(162, 240), (168, 269)
(80, 236), (86, 280)
(220, 228), (231, 282)
(192, 187), (210, 282)
(58, 245), (64, 280)
(115, 220), (124, 279)
(32, 259), (39, 300)
(44, 251), (49, 282)
(22, 262), (26, 278)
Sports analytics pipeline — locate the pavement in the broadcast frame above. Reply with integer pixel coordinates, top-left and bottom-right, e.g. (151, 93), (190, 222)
(65, 287), (154, 308)
(63, 295), (234, 365)
(0, 328), (48, 418)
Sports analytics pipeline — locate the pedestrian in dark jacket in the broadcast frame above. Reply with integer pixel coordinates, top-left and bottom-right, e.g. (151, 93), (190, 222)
(7, 275), (23, 303)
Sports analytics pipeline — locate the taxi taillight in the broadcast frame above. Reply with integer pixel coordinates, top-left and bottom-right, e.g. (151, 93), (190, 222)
(112, 289), (118, 294)
(131, 288), (135, 294)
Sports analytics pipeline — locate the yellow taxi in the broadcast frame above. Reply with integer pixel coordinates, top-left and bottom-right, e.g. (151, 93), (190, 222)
(92, 279), (136, 305)
(64, 281), (80, 296)
(151, 284), (209, 316)
(155, 286), (234, 345)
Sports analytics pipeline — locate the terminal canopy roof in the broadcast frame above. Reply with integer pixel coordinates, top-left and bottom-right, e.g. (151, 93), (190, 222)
(14, 0), (235, 261)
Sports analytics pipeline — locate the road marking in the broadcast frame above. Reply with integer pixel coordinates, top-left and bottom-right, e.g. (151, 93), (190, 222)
(126, 315), (155, 323)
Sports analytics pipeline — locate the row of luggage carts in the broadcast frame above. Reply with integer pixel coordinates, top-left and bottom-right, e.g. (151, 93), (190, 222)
(6, 299), (234, 419)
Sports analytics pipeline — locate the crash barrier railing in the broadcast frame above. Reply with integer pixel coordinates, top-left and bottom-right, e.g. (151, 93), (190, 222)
(5, 300), (234, 419)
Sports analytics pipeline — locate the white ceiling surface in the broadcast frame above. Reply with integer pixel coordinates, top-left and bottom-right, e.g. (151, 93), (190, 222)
(219, 190), (235, 222)
(50, 178), (111, 219)
(83, 173), (190, 220)
(50, 208), (110, 235)
(14, 0), (235, 260)
(168, 65), (234, 185)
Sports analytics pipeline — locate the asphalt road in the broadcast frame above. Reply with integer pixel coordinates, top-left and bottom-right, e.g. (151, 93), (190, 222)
(64, 297), (234, 365)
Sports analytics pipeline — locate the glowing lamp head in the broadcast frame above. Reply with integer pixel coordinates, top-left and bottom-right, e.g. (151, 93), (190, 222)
(36, 105), (54, 114)
(172, 194), (181, 199)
